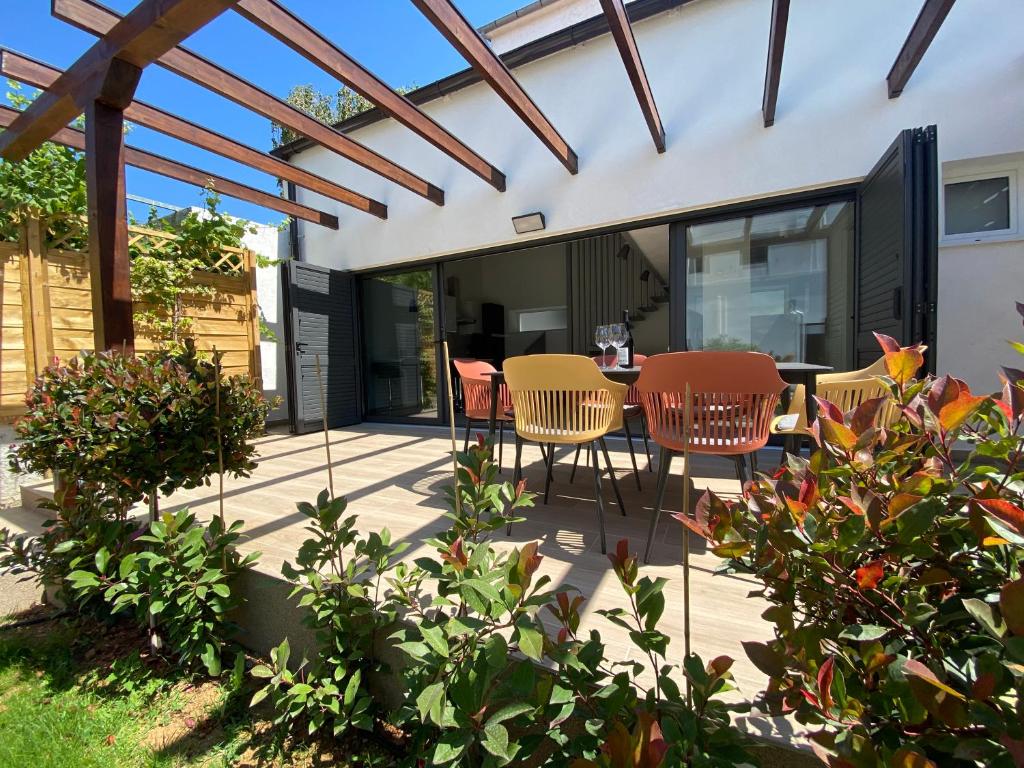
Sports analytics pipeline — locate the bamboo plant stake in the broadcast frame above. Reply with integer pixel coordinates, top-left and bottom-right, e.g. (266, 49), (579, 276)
(314, 353), (335, 500)
(682, 382), (693, 704)
(441, 340), (461, 516)
(213, 346), (225, 528)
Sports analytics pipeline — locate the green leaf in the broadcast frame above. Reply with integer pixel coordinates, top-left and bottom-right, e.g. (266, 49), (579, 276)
(516, 624), (544, 661)
(250, 664), (274, 679)
(963, 598), (1007, 639)
(419, 624), (449, 659)
(838, 624), (889, 641)
(94, 547), (110, 576)
(416, 681), (445, 726)
(487, 702), (534, 725)
(482, 721), (518, 763)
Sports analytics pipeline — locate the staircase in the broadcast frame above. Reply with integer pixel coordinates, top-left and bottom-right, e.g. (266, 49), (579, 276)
(568, 232), (669, 354)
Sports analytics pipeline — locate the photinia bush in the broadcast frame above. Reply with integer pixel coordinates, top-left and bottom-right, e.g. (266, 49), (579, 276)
(9, 340), (270, 511)
(681, 312), (1024, 767)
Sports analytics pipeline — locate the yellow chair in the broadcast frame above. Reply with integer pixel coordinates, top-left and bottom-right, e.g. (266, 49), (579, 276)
(771, 358), (897, 442)
(503, 354), (629, 554)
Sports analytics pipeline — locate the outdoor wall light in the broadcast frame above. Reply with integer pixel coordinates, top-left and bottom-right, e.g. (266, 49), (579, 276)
(512, 212), (545, 234)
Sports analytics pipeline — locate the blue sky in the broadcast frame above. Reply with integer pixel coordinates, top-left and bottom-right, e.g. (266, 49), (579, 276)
(2, 1), (526, 224)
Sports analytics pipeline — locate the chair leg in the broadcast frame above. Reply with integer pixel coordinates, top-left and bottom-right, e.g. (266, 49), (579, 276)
(590, 441), (607, 555)
(641, 414), (653, 472)
(598, 437), (627, 516)
(539, 442), (548, 463)
(749, 449), (758, 477)
(623, 417), (642, 491)
(569, 443), (582, 484)
(543, 442), (555, 505)
(463, 418), (472, 453)
(509, 434), (525, 535)
(644, 447), (673, 563)
(733, 455), (748, 488)
(498, 420), (504, 473)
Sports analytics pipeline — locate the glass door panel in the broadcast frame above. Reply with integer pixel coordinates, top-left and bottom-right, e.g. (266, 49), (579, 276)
(361, 269), (439, 421)
(685, 201), (854, 369)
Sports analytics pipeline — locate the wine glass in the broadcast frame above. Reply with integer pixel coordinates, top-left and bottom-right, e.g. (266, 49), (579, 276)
(594, 325), (610, 367)
(608, 323), (627, 370)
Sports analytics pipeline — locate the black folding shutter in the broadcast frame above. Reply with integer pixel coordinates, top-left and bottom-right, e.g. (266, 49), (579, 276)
(287, 261), (361, 433)
(854, 125), (938, 372)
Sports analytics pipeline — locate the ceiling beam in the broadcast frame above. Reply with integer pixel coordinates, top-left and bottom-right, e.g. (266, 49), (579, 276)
(53, 0), (444, 205)
(598, 0), (664, 152)
(0, 49), (386, 219)
(0, 0), (239, 162)
(887, 0), (956, 98)
(234, 0), (505, 192)
(410, 0), (578, 174)
(0, 105), (339, 229)
(761, 0), (789, 127)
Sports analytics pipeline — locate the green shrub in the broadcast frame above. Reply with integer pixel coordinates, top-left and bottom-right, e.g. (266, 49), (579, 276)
(260, 441), (754, 767)
(684, 327), (1024, 766)
(67, 510), (257, 677)
(9, 341), (269, 511)
(251, 491), (408, 736)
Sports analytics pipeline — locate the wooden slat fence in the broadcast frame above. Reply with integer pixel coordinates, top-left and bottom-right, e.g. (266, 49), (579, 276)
(1, 215), (261, 420)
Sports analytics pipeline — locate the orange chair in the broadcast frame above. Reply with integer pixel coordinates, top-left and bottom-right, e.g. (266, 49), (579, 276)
(504, 354), (629, 553)
(570, 355), (651, 490)
(637, 352), (786, 562)
(453, 359), (514, 471)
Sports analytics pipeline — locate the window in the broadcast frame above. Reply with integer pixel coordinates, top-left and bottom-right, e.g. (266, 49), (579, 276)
(941, 160), (1020, 243)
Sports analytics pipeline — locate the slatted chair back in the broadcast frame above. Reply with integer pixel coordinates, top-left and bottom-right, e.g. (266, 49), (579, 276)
(504, 355), (628, 445)
(637, 351), (785, 455)
(772, 357), (896, 435)
(453, 358), (512, 420)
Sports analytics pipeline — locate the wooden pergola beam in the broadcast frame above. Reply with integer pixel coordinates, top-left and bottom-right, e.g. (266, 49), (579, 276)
(54, 0), (445, 205)
(234, 0), (505, 192)
(1, 49), (387, 219)
(761, 0), (790, 127)
(598, 0), (664, 152)
(0, 104), (340, 229)
(887, 0), (956, 98)
(410, 0), (578, 174)
(0, 0), (239, 162)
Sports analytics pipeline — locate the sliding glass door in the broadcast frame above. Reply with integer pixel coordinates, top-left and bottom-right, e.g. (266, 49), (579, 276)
(361, 268), (440, 422)
(680, 200), (855, 369)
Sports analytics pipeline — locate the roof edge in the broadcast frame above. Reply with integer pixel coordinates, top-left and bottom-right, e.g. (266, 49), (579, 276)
(271, 0), (691, 160)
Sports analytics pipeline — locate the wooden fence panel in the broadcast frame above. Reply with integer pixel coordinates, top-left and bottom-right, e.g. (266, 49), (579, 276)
(0, 217), (262, 420)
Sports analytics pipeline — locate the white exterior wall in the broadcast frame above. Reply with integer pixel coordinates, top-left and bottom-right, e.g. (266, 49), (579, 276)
(240, 224), (290, 424)
(289, 0), (1024, 391)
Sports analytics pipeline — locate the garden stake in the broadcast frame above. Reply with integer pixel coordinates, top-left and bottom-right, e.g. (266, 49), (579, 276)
(682, 382), (692, 705)
(148, 486), (162, 652)
(213, 346), (225, 528)
(314, 353), (335, 500)
(441, 340), (461, 516)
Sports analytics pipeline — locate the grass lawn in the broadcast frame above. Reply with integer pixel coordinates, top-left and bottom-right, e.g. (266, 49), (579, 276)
(0, 609), (396, 768)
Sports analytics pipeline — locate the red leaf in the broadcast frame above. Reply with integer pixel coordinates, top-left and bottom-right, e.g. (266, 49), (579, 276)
(975, 498), (1024, 535)
(817, 657), (835, 713)
(927, 375), (961, 415)
(873, 332), (901, 355)
(855, 560), (885, 590)
(813, 396), (844, 423)
(850, 396), (887, 435)
(938, 392), (987, 433)
(971, 672), (997, 701)
(818, 418), (858, 452)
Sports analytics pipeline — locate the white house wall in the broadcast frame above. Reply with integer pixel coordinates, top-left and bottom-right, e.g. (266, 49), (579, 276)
(288, 0), (1024, 390)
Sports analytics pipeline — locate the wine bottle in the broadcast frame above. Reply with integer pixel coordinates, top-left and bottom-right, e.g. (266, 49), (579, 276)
(619, 310), (634, 368)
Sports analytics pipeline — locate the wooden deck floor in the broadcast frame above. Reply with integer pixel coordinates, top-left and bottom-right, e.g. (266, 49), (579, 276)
(26, 423), (800, 743)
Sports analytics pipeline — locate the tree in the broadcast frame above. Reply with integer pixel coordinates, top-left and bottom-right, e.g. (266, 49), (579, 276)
(271, 82), (417, 148)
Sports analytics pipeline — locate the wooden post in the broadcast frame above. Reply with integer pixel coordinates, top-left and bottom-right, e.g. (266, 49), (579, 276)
(84, 57), (142, 353)
(22, 217), (53, 376)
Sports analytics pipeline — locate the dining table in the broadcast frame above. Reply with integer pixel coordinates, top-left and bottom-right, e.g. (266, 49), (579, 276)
(484, 360), (833, 438)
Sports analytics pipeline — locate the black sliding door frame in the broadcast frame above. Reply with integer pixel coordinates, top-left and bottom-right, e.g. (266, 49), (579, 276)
(358, 263), (446, 426)
(668, 187), (858, 352)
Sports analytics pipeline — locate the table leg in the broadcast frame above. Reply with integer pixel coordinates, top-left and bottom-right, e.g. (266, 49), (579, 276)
(488, 377), (499, 441)
(804, 372), (818, 426)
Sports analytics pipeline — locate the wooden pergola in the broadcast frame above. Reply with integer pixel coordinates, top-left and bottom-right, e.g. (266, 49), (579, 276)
(0, 0), (955, 353)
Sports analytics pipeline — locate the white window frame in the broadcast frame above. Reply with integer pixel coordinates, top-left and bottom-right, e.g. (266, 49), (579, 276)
(940, 163), (1020, 245)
